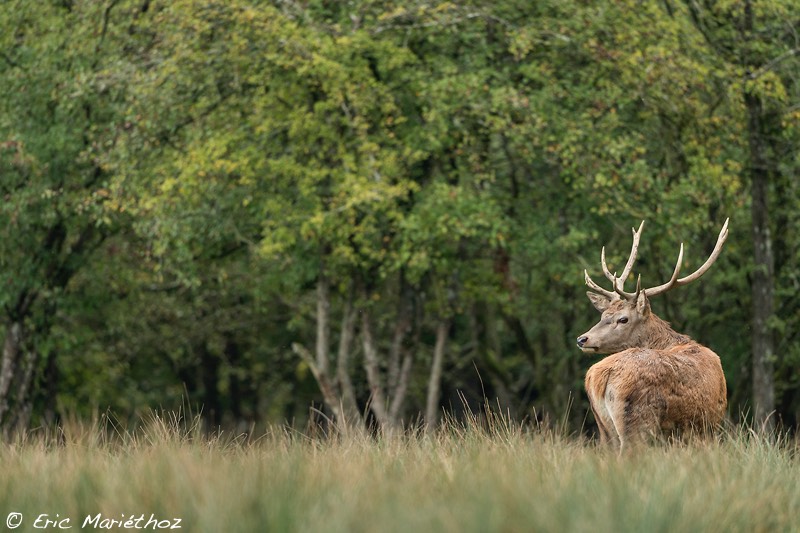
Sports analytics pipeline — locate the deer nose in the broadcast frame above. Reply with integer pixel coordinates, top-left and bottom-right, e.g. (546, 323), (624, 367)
(577, 336), (588, 348)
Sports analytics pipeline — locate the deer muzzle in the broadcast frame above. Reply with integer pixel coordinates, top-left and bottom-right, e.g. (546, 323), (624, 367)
(576, 335), (598, 353)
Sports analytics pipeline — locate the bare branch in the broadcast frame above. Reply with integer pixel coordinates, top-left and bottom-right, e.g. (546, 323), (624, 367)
(747, 48), (800, 80)
(292, 342), (343, 422)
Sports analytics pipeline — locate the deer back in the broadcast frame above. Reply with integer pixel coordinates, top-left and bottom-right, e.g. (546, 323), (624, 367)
(585, 342), (727, 443)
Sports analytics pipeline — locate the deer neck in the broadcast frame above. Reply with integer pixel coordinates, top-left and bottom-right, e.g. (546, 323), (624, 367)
(639, 313), (692, 350)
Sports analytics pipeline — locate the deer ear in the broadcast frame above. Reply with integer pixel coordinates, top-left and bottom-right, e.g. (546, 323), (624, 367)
(636, 291), (651, 315)
(587, 292), (612, 312)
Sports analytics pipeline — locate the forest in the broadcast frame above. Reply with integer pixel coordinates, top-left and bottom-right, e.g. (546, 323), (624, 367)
(0, 0), (798, 437)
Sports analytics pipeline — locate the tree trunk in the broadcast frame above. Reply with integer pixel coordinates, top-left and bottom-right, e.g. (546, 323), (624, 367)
(10, 347), (38, 436)
(200, 343), (220, 429)
(0, 322), (22, 427)
(389, 347), (414, 423)
(224, 336), (244, 428)
(389, 300), (418, 425)
(747, 91), (776, 430)
(43, 350), (60, 426)
(387, 293), (410, 400)
(335, 290), (363, 431)
(292, 274), (347, 432)
(425, 320), (450, 432)
(744, 0), (776, 431)
(316, 271), (331, 377)
(361, 309), (392, 431)
(386, 278), (413, 423)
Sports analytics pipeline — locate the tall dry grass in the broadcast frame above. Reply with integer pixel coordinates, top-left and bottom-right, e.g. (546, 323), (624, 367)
(0, 410), (797, 532)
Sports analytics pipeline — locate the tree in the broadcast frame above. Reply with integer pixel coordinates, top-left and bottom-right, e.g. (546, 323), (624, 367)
(681, 0), (800, 429)
(6, 0), (798, 436)
(0, 1), (135, 433)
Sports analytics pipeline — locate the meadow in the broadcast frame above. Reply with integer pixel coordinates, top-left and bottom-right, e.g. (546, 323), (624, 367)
(0, 412), (797, 533)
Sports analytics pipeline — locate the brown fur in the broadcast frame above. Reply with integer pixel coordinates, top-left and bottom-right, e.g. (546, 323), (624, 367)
(579, 297), (727, 451)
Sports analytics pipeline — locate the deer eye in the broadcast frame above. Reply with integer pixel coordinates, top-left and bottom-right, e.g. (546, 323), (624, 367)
(617, 317), (629, 324)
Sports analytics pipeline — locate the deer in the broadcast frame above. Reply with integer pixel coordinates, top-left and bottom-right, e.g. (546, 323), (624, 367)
(576, 219), (729, 451)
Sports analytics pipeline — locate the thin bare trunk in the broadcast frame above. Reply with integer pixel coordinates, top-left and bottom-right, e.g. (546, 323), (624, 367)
(387, 311), (408, 393)
(336, 291), (362, 429)
(425, 320), (450, 432)
(316, 272), (331, 377)
(389, 340), (415, 423)
(387, 280), (412, 419)
(0, 322), (22, 425)
(361, 310), (391, 430)
(292, 343), (342, 421)
(386, 273), (411, 391)
(291, 274), (344, 427)
(9, 348), (37, 436)
(390, 291), (420, 423)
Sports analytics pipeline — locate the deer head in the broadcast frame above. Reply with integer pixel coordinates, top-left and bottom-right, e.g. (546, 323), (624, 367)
(576, 219), (729, 354)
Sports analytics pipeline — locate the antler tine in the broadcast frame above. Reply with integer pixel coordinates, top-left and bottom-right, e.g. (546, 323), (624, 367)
(587, 220), (647, 302)
(613, 276), (628, 299)
(600, 221), (645, 294)
(600, 247), (618, 286)
(644, 218), (729, 298)
(643, 243), (684, 297)
(616, 221), (645, 292)
(674, 217), (729, 286)
(585, 269), (617, 300)
(614, 272), (643, 301)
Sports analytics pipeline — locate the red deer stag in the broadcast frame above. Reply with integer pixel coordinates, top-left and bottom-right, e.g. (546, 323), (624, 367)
(576, 219), (729, 451)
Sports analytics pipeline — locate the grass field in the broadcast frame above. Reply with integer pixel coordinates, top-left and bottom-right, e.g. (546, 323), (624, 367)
(0, 411), (797, 533)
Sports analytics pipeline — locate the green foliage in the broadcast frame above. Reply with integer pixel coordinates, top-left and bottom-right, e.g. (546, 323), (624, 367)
(0, 0), (798, 431)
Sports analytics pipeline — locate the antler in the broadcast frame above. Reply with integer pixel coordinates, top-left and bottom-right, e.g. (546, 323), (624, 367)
(601, 221), (644, 296)
(585, 221), (645, 300)
(643, 217), (729, 297)
(584, 218), (729, 301)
